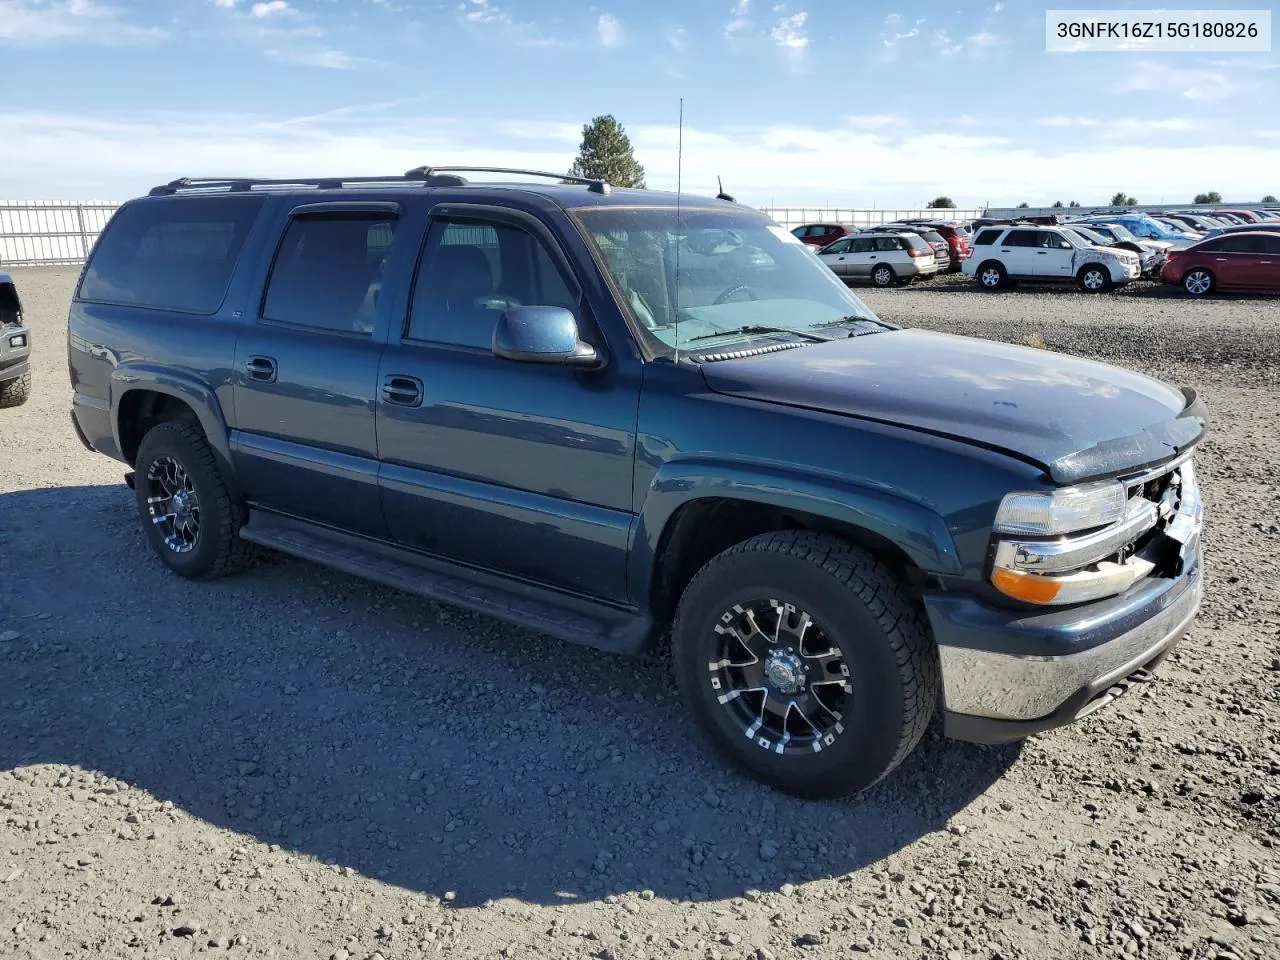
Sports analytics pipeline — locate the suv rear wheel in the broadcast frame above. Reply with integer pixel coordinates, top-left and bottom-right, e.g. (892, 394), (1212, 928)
(976, 261), (1007, 290)
(133, 419), (254, 580)
(671, 531), (940, 799)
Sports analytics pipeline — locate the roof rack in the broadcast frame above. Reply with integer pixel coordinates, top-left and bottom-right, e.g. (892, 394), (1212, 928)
(403, 166), (611, 195)
(148, 166), (613, 197)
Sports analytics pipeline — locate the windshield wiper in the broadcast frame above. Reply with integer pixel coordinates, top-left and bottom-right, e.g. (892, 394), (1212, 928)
(686, 324), (834, 344)
(809, 315), (899, 336)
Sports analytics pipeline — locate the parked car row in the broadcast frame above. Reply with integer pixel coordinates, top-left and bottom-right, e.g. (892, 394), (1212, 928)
(793, 204), (1280, 297)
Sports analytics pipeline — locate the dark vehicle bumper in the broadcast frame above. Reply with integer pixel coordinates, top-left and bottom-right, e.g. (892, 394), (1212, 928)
(925, 548), (1202, 744)
(1, 323), (31, 381)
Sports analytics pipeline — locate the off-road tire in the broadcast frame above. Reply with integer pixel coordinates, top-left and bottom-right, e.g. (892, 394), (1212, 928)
(671, 531), (941, 800)
(134, 419), (254, 580)
(0, 372), (31, 408)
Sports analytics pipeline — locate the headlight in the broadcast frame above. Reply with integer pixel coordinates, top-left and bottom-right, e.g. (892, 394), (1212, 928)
(994, 480), (1127, 535)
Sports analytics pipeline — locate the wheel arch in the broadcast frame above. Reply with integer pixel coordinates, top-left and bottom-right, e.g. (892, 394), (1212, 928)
(111, 364), (239, 496)
(632, 460), (962, 625)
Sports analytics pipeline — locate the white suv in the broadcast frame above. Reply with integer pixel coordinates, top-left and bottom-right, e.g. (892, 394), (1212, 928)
(962, 224), (1141, 292)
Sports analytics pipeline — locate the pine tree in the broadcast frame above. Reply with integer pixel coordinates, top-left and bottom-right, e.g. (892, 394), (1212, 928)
(567, 115), (646, 188)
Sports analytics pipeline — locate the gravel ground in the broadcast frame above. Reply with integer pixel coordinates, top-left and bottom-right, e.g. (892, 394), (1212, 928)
(1, 266), (1277, 960)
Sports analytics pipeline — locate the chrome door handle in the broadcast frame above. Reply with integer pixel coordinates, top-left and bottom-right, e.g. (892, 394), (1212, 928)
(246, 356), (277, 383)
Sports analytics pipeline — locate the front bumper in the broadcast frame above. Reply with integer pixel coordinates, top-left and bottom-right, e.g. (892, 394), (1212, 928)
(936, 563), (1200, 742)
(0, 323), (31, 379)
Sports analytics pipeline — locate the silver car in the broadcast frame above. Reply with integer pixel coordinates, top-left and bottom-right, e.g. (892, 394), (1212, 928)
(818, 231), (939, 287)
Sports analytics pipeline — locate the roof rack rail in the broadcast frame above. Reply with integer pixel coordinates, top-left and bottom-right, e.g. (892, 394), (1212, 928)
(404, 166), (612, 195)
(146, 171), (462, 196)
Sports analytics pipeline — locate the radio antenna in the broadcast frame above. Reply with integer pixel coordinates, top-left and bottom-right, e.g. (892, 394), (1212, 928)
(673, 97), (683, 365)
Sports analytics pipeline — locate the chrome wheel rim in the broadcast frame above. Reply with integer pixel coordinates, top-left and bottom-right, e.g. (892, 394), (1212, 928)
(1185, 271), (1211, 295)
(873, 267), (892, 286)
(146, 456), (201, 554)
(980, 267), (1001, 287)
(1083, 269), (1105, 290)
(708, 600), (852, 755)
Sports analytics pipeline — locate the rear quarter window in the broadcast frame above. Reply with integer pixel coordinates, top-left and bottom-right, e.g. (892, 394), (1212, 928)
(78, 196), (265, 314)
(972, 229), (1003, 246)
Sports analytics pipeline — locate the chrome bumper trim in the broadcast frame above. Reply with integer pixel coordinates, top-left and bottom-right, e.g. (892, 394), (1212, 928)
(937, 571), (1201, 721)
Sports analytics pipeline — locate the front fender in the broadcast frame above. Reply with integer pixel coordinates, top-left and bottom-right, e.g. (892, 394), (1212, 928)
(629, 456), (963, 609)
(110, 363), (238, 492)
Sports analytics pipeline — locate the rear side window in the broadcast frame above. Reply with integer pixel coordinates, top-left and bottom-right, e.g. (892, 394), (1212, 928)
(874, 237), (903, 252)
(1263, 235), (1280, 255)
(850, 238), (873, 253)
(78, 196), (265, 314)
(972, 229), (1002, 246)
(262, 213), (400, 335)
(1220, 234), (1265, 254)
(1003, 229), (1039, 247)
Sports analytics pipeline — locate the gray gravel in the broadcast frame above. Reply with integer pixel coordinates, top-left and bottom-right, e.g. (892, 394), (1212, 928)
(1, 266), (1278, 960)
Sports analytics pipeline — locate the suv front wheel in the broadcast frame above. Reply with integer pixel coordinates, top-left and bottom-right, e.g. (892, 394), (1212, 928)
(671, 531), (940, 799)
(1078, 264), (1112, 293)
(133, 419), (254, 580)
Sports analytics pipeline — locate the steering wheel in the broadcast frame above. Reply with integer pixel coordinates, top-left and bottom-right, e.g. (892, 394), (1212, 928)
(713, 283), (760, 305)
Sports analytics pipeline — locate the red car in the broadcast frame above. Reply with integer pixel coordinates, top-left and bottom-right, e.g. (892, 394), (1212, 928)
(790, 223), (857, 247)
(1161, 230), (1280, 296)
(1208, 208), (1262, 224)
(894, 220), (972, 271)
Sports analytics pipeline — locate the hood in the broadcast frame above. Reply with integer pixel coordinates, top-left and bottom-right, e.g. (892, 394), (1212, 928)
(699, 329), (1206, 485)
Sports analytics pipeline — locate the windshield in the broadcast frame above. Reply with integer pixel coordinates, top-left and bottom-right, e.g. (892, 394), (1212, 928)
(1066, 227), (1106, 246)
(572, 206), (888, 353)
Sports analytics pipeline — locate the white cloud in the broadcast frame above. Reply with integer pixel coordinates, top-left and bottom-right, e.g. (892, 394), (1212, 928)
(1038, 115), (1194, 133)
(250, 0), (290, 17)
(459, 0), (506, 26)
(596, 13), (624, 47)
(1120, 61), (1244, 102)
(665, 24), (687, 50)
(991, 1), (1004, 11)
(264, 47), (352, 69)
(0, 0), (166, 45)
(770, 12), (808, 49)
(878, 13), (926, 60)
(725, 0), (750, 38)
(5, 108), (1276, 209)
(967, 29), (1001, 49)
(210, 0), (238, 7)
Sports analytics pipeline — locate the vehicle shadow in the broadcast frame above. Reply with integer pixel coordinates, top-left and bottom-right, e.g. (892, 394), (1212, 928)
(0, 484), (1021, 908)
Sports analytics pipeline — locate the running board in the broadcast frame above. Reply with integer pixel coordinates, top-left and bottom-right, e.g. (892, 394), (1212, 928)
(238, 510), (654, 655)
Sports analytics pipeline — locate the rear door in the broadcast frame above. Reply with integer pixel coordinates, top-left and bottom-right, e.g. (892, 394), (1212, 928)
(1215, 233), (1266, 287)
(1259, 235), (1280, 288)
(230, 199), (408, 537)
(997, 229), (1039, 276)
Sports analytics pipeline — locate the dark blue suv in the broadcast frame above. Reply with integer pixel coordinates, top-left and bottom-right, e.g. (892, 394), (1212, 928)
(67, 168), (1207, 798)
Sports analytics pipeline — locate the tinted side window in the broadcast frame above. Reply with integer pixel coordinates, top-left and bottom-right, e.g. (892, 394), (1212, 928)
(972, 229), (1002, 246)
(874, 237), (902, 252)
(850, 238), (873, 253)
(1003, 230), (1038, 247)
(1221, 234), (1265, 254)
(1263, 235), (1280, 255)
(823, 238), (852, 254)
(407, 219), (578, 349)
(78, 195), (265, 313)
(262, 214), (399, 335)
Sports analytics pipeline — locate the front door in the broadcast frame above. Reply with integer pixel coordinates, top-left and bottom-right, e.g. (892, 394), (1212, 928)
(231, 202), (403, 537)
(1034, 230), (1076, 278)
(374, 206), (638, 602)
(818, 237), (854, 276)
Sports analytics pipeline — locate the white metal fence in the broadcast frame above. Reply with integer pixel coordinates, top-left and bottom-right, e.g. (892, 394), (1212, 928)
(761, 207), (985, 230)
(0, 201), (123, 267)
(0, 201), (989, 267)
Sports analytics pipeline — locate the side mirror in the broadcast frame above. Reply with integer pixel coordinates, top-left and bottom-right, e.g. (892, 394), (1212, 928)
(492, 306), (602, 368)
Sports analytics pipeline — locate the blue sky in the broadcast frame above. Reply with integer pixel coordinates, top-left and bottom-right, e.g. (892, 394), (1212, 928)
(1, 0), (1278, 205)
